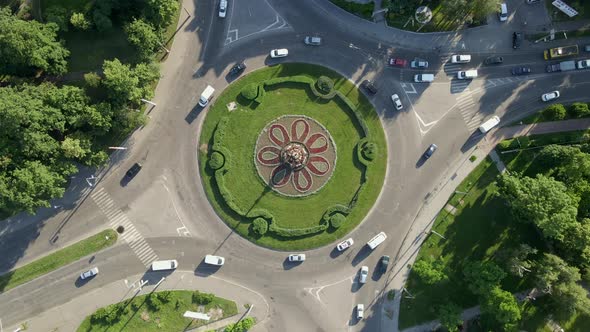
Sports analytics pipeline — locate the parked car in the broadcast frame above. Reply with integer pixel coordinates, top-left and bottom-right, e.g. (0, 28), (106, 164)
(204, 255), (225, 266)
(304, 36), (322, 46)
(585, 45), (590, 52)
(337, 238), (354, 251)
(356, 304), (365, 319)
(361, 80), (378, 95)
(484, 56), (504, 65)
(218, 0), (227, 18)
(125, 162), (142, 178)
(410, 58), (429, 68)
(451, 54), (471, 63)
(513, 32), (523, 49)
(511, 66), (531, 75)
(414, 73), (434, 83)
(577, 59), (590, 69)
(288, 254), (306, 262)
(270, 49), (288, 58)
(498, 3), (508, 22)
(424, 143), (438, 159)
(229, 62), (246, 76)
(359, 266), (369, 284)
(380, 255), (390, 273)
(388, 57), (408, 67)
(542, 91), (560, 102)
(391, 94), (403, 110)
(80, 267), (99, 280)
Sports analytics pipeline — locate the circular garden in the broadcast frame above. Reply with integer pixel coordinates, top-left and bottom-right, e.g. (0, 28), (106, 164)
(198, 63), (387, 250)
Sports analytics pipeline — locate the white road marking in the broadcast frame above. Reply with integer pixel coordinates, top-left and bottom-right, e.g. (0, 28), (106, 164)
(162, 183), (192, 237)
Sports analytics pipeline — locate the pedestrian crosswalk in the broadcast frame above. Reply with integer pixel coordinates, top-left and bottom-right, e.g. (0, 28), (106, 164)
(91, 187), (158, 267)
(456, 93), (485, 132)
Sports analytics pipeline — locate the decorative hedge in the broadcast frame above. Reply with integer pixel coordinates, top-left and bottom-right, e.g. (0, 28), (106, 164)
(252, 217), (269, 235)
(316, 76), (334, 94)
(330, 213), (346, 229)
(208, 151), (224, 170)
(241, 83), (258, 100)
(268, 220), (329, 237)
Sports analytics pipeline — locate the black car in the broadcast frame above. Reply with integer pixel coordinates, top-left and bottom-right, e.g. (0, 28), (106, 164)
(361, 80), (378, 95)
(380, 255), (390, 273)
(125, 162), (142, 178)
(512, 32), (523, 49)
(511, 66), (531, 75)
(484, 56), (504, 65)
(424, 144), (438, 159)
(229, 62), (246, 76)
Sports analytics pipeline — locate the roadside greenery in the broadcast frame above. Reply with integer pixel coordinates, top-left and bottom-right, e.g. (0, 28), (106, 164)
(518, 102), (590, 125)
(78, 290), (238, 331)
(0, 229), (117, 293)
(329, 0), (375, 20)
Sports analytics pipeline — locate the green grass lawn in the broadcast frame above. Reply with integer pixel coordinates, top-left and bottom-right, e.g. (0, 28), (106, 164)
(385, 0), (482, 32)
(546, 0), (590, 21)
(198, 63), (387, 250)
(0, 229), (117, 293)
(398, 158), (545, 328)
(77, 290), (238, 331)
(329, 0), (375, 20)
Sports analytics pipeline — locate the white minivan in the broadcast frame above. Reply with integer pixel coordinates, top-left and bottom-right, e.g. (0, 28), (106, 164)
(414, 74), (434, 83)
(498, 3), (508, 22)
(457, 70), (478, 79)
(367, 232), (387, 249)
(478, 116), (500, 134)
(152, 259), (178, 271)
(198, 85), (215, 107)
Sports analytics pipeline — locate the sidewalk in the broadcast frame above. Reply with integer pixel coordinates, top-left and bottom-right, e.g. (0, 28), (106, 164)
(4, 272), (269, 332)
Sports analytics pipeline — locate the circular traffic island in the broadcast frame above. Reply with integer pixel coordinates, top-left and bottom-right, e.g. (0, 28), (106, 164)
(198, 63), (387, 250)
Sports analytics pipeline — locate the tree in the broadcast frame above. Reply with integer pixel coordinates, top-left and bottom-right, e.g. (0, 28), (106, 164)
(0, 7), (70, 75)
(102, 59), (159, 105)
(551, 281), (590, 318)
(536, 144), (580, 173)
(534, 253), (580, 294)
(463, 260), (505, 295)
(9, 161), (68, 213)
(480, 286), (521, 331)
(412, 257), (447, 285)
(499, 244), (538, 277)
(441, 0), (467, 17)
(497, 174), (578, 241)
(569, 102), (590, 118)
(70, 12), (91, 30)
(437, 302), (462, 332)
(44, 6), (69, 32)
(145, 0), (179, 28)
(470, 0), (500, 22)
(125, 18), (161, 60)
(543, 104), (567, 121)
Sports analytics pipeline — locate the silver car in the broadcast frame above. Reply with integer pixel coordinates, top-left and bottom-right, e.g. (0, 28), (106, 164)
(80, 267), (99, 280)
(391, 94), (403, 110)
(304, 36), (322, 46)
(288, 254), (306, 262)
(359, 266), (369, 283)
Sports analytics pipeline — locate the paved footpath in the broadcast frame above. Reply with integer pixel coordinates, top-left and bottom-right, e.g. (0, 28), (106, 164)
(4, 271), (269, 332)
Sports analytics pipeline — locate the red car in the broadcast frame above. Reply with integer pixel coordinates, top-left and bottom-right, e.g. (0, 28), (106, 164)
(388, 57), (408, 67)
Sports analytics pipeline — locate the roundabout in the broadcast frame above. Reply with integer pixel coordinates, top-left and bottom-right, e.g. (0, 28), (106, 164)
(198, 64), (387, 250)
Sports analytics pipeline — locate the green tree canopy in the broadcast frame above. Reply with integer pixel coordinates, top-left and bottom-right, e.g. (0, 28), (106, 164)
(437, 302), (462, 332)
(551, 281), (590, 318)
(145, 0), (178, 28)
(125, 18), (161, 60)
(463, 260), (506, 295)
(534, 253), (580, 294)
(480, 286), (521, 331)
(0, 7), (70, 75)
(412, 257), (447, 285)
(102, 59), (159, 105)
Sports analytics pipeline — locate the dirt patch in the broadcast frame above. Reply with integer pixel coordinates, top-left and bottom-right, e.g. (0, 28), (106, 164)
(199, 144), (209, 154)
(207, 307), (224, 320)
(140, 311), (150, 321)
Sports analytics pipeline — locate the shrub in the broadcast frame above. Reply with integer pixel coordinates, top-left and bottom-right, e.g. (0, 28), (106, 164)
(104, 304), (121, 323)
(469, 155), (477, 162)
(569, 102), (590, 118)
(330, 213), (346, 229)
(147, 294), (163, 310)
(268, 222), (328, 237)
(209, 151), (225, 170)
(193, 291), (215, 305)
(412, 258), (447, 285)
(93, 11), (113, 32)
(252, 217), (268, 235)
(158, 290), (172, 303)
(45, 6), (69, 32)
(225, 317), (256, 332)
(241, 83), (259, 100)
(254, 85), (265, 104)
(70, 12), (91, 30)
(361, 142), (377, 161)
(387, 289), (395, 301)
(316, 76), (334, 94)
(542, 104), (566, 121)
(91, 307), (108, 323)
(84, 72), (101, 87)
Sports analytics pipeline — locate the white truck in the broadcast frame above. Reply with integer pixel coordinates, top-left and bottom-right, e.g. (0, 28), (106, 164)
(367, 232), (387, 249)
(151, 259), (178, 271)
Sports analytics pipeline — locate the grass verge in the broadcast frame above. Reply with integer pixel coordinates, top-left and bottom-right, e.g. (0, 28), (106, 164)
(329, 0), (375, 20)
(0, 229), (117, 293)
(77, 290), (238, 331)
(398, 157), (544, 328)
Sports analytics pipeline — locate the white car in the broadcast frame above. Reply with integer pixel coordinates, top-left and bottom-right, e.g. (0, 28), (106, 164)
(80, 267), (99, 280)
(577, 59), (590, 69)
(337, 238), (354, 251)
(410, 58), (429, 68)
(218, 0), (227, 18)
(359, 266), (369, 284)
(204, 254), (225, 266)
(270, 49), (289, 58)
(391, 94), (403, 110)
(356, 304), (364, 319)
(541, 91), (560, 102)
(451, 54), (471, 63)
(288, 254), (306, 262)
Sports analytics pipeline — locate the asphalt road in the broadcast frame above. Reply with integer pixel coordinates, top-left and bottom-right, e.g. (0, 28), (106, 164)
(2, 0), (590, 331)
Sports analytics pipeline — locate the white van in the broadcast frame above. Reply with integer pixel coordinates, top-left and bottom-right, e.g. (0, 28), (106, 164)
(367, 232), (387, 250)
(498, 3), (508, 22)
(151, 259), (178, 271)
(204, 254), (225, 266)
(414, 74), (434, 83)
(198, 85), (215, 107)
(479, 116), (500, 134)
(457, 70), (478, 80)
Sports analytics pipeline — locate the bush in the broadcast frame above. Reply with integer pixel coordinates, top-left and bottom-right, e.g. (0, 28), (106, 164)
(542, 104), (566, 121)
(361, 142), (377, 161)
(469, 155), (477, 162)
(45, 6), (69, 32)
(84, 72), (101, 88)
(147, 294), (163, 310)
(158, 290), (172, 303)
(241, 83), (259, 100)
(329, 0), (375, 20)
(225, 317), (256, 332)
(254, 85), (266, 104)
(193, 291), (215, 305)
(91, 307), (108, 323)
(252, 217), (268, 235)
(330, 213), (346, 229)
(93, 12), (113, 32)
(70, 12), (91, 30)
(268, 222), (328, 237)
(316, 76), (334, 94)
(209, 151), (225, 170)
(387, 289), (395, 301)
(569, 102), (590, 118)
(104, 304), (121, 323)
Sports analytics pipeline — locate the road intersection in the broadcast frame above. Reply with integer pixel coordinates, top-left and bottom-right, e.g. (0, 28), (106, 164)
(2, 0), (590, 331)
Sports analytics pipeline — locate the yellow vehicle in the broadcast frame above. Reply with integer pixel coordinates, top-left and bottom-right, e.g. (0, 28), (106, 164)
(544, 45), (579, 60)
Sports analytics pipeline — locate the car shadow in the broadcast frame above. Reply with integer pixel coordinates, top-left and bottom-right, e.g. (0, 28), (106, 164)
(351, 246), (371, 267)
(415, 155), (427, 168)
(194, 261), (222, 277)
(348, 307), (361, 326)
(350, 274), (362, 293)
(329, 247), (344, 259)
(461, 131), (484, 153)
(185, 103), (204, 124)
(282, 258), (303, 270)
(74, 276), (93, 288)
(119, 176), (131, 187)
